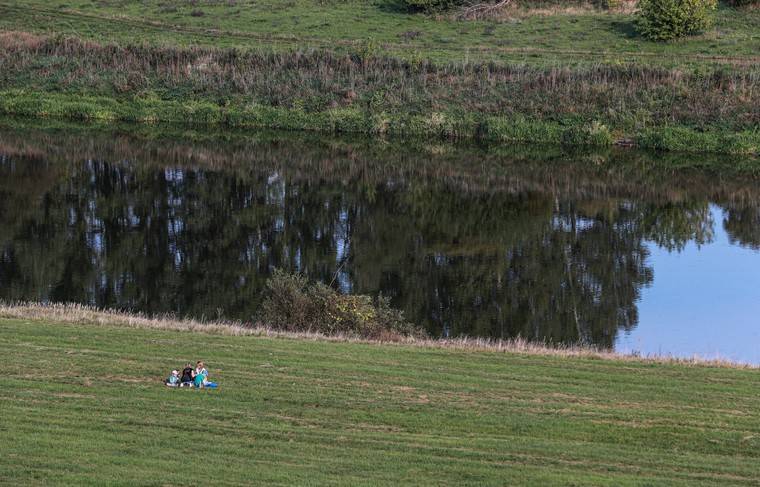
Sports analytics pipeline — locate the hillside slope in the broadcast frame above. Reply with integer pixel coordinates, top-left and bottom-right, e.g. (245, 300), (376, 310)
(2, 316), (759, 485)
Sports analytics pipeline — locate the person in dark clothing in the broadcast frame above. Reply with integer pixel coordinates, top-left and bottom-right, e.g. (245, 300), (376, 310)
(180, 363), (195, 387)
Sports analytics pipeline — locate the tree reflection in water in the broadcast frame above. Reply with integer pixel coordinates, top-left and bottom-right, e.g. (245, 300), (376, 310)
(1, 127), (759, 347)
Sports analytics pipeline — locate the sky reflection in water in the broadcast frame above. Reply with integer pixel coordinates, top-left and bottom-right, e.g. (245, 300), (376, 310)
(620, 205), (760, 364)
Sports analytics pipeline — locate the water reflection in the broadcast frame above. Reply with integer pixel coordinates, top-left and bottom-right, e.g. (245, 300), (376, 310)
(1, 126), (759, 353)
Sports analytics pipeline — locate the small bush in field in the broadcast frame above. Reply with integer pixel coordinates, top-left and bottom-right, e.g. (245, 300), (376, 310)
(636, 0), (718, 41)
(259, 270), (426, 340)
(726, 0), (757, 6)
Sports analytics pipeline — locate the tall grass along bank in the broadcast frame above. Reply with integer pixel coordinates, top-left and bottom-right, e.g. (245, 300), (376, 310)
(1, 307), (760, 485)
(0, 33), (758, 154)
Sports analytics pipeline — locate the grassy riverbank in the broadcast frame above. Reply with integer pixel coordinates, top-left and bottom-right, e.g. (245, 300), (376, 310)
(0, 1), (758, 154)
(1, 89), (757, 154)
(2, 306), (760, 485)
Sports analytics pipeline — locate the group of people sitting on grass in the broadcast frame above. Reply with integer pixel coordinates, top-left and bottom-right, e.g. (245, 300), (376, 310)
(165, 361), (218, 389)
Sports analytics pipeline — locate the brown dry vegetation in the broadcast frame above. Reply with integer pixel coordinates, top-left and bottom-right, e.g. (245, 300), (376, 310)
(452, 0), (640, 20)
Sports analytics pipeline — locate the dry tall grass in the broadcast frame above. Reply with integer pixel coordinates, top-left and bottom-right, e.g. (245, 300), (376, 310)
(0, 302), (753, 368)
(455, 0), (639, 20)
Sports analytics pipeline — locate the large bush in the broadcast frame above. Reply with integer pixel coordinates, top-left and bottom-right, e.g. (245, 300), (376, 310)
(636, 0), (718, 41)
(259, 270), (427, 340)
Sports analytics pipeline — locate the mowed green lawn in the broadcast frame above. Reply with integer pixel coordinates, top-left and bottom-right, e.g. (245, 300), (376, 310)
(1, 319), (760, 485)
(1, 0), (758, 66)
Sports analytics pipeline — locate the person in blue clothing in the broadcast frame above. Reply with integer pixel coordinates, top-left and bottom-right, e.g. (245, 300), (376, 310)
(165, 370), (180, 387)
(193, 361), (218, 388)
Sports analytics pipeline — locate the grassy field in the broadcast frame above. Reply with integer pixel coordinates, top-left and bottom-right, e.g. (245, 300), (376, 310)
(1, 0), (759, 66)
(2, 312), (760, 485)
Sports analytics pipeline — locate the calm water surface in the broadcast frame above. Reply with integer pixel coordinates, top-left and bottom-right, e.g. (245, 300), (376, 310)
(2, 127), (759, 363)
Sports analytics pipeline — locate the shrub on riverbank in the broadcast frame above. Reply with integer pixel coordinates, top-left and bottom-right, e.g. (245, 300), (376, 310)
(259, 271), (426, 340)
(636, 0), (718, 41)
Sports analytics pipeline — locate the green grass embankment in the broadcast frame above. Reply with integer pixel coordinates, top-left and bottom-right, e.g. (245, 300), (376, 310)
(0, 91), (619, 148)
(1, 90), (757, 154)
(2, 313), (759, 485)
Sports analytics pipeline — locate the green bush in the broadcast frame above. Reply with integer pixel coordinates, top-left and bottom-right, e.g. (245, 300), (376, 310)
(726, 0), (758, 6)
(259, 270), (427, 340)
(636, 0), (718, 41)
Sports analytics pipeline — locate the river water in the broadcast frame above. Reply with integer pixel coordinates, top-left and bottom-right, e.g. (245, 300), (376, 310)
(2, 125), (759, 363)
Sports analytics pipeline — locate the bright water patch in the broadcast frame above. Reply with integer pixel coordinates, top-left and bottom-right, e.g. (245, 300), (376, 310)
(618, 205), (760, 364)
